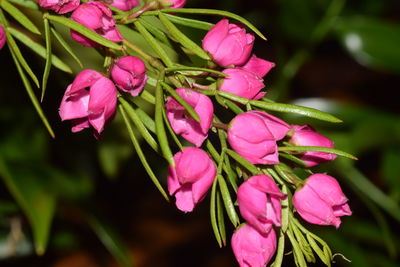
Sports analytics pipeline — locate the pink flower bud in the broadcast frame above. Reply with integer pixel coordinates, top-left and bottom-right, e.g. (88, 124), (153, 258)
(289, 125), (337, 167)
(59, 69), (117, 136)
(111, 56), (147, 96)
(165, 88), (214, 147)
(241, 54), (275, 78)
(0, 26), (6, 50)
(231, 224), (277, 267)
(202, 19), (254, 67)
(219, 68), (265, 100)
(38, 0), (80, 14)
(293, 174), (352, 228)
(108, 0), (138, 11)
(237, 175), (286, 234)
(167, 0), (186, 8)
(228, 111), (290, 164)
(167, 147), (216, 212)
(70, 1), (123, 47)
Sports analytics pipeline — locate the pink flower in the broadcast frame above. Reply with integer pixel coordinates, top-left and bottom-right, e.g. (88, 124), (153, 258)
(38, 0), (80, 14)
(293, 174), (352, 228)
(219, 68), (265, 100)
(165, 88), (213, 147)
(167, 147), (216, 212)
(108, 0), (138, 11)
(241, 54), (275, 78)
(289, 125), (337, 167)
(237, 175), (286, 234)
(228, 111), (290, 164)
(202, 19), (254, 67)
(70, 1), (123, 47)
(111, 56), (147, 96)
(166, 0), (186, 8)
(0, 26), (6, 50)
(232, 224), (277, 267)
(59, 69), (117, 136)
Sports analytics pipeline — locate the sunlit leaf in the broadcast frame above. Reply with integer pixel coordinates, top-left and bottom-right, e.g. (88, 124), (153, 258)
(1, 0), (40, 34)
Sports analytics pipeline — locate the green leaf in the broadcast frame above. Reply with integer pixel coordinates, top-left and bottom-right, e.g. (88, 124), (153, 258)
(217, 175), (240, 226)
(281, 185), (290, 233)
(119, 98), (159, 153)
(1, 0), (40, 34)
(216, 191), (226, 246)
(41, 18), (52, 102)
(225, 149), (259, 175)
(139, 90), (156, 105)
(210, 177), (222, 247)
(166, 66), (228, 77)
(287, 225), (308, 267)
(135, 108), (156, 134)
(8, 45), (55, 138)
(133, 20), (174, 67)
(51, 26), (83, 68)
(160, 13), (213, 30)
(119, 105), (169, 202)
(8, 27), (72, 73)
(250, 100), (342, 123)
(335, 16), (400, 73)
(155, 74), (175, 166)
(8, 0), (39, 9)
(271, 230), (286, 267)
(145, 8), (267, 40)
(138, 17), (173, 47)
(45, 14), (122, 50)
(279, 152), (308, 167)
(160, 81), (201, 122)
(88, 215), (133, 267)
(6, 29), (40, 87)
(279, 146), (357, 160)
(159, 13), (211, 60)
(307, 234), (331, 266)
(0, 157), (55, 255)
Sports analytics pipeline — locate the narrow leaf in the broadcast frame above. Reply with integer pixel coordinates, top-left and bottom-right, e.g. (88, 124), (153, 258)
(161, 81), (201, 122)
(159, 13), (211, 60)
(0, 157), (55, 255)
(166, 66), (228, 77)
(8, 0), (39, 10)
(45, 14), (122, 50)
(6, 30), (40, 87)
(41, 17), (52, 101)
(217, 175), (240, 226)
(138, 17), (173, 47)
(88, 215), (132, 267)
(8, 27), (72, 73)
(51, 26), (83, 68)
(281, 185), (290, 232)
(162, 106), (183, 150)
(119, 105), (169, 201)
(119, 98), (159, 153)
(9, 46), (55, 138)
(145, 8), (266, 40)
(1, 0), (40, 34)
(279, 152), (308, 167)
(161, 13), (213, 30)
(136, 108), (156, 134)
(279, 146), (357, 160)
(271, 230), (285, 267)
(134, 20), (174, 67)
(155, 74), (175, 166)
(251, 100), (342, 123)
(225, 149), (259, 174)
(287, 226), (308, 267)
(307, 234), (331, 266)
(216, 191), (226, 246)
(210, 177), (222, 247)
(139, 90), (156, 105)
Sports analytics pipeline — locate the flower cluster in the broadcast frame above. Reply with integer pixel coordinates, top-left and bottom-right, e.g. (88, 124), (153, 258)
(59, 56), (147, 136)
(49, 1), (353, 263)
